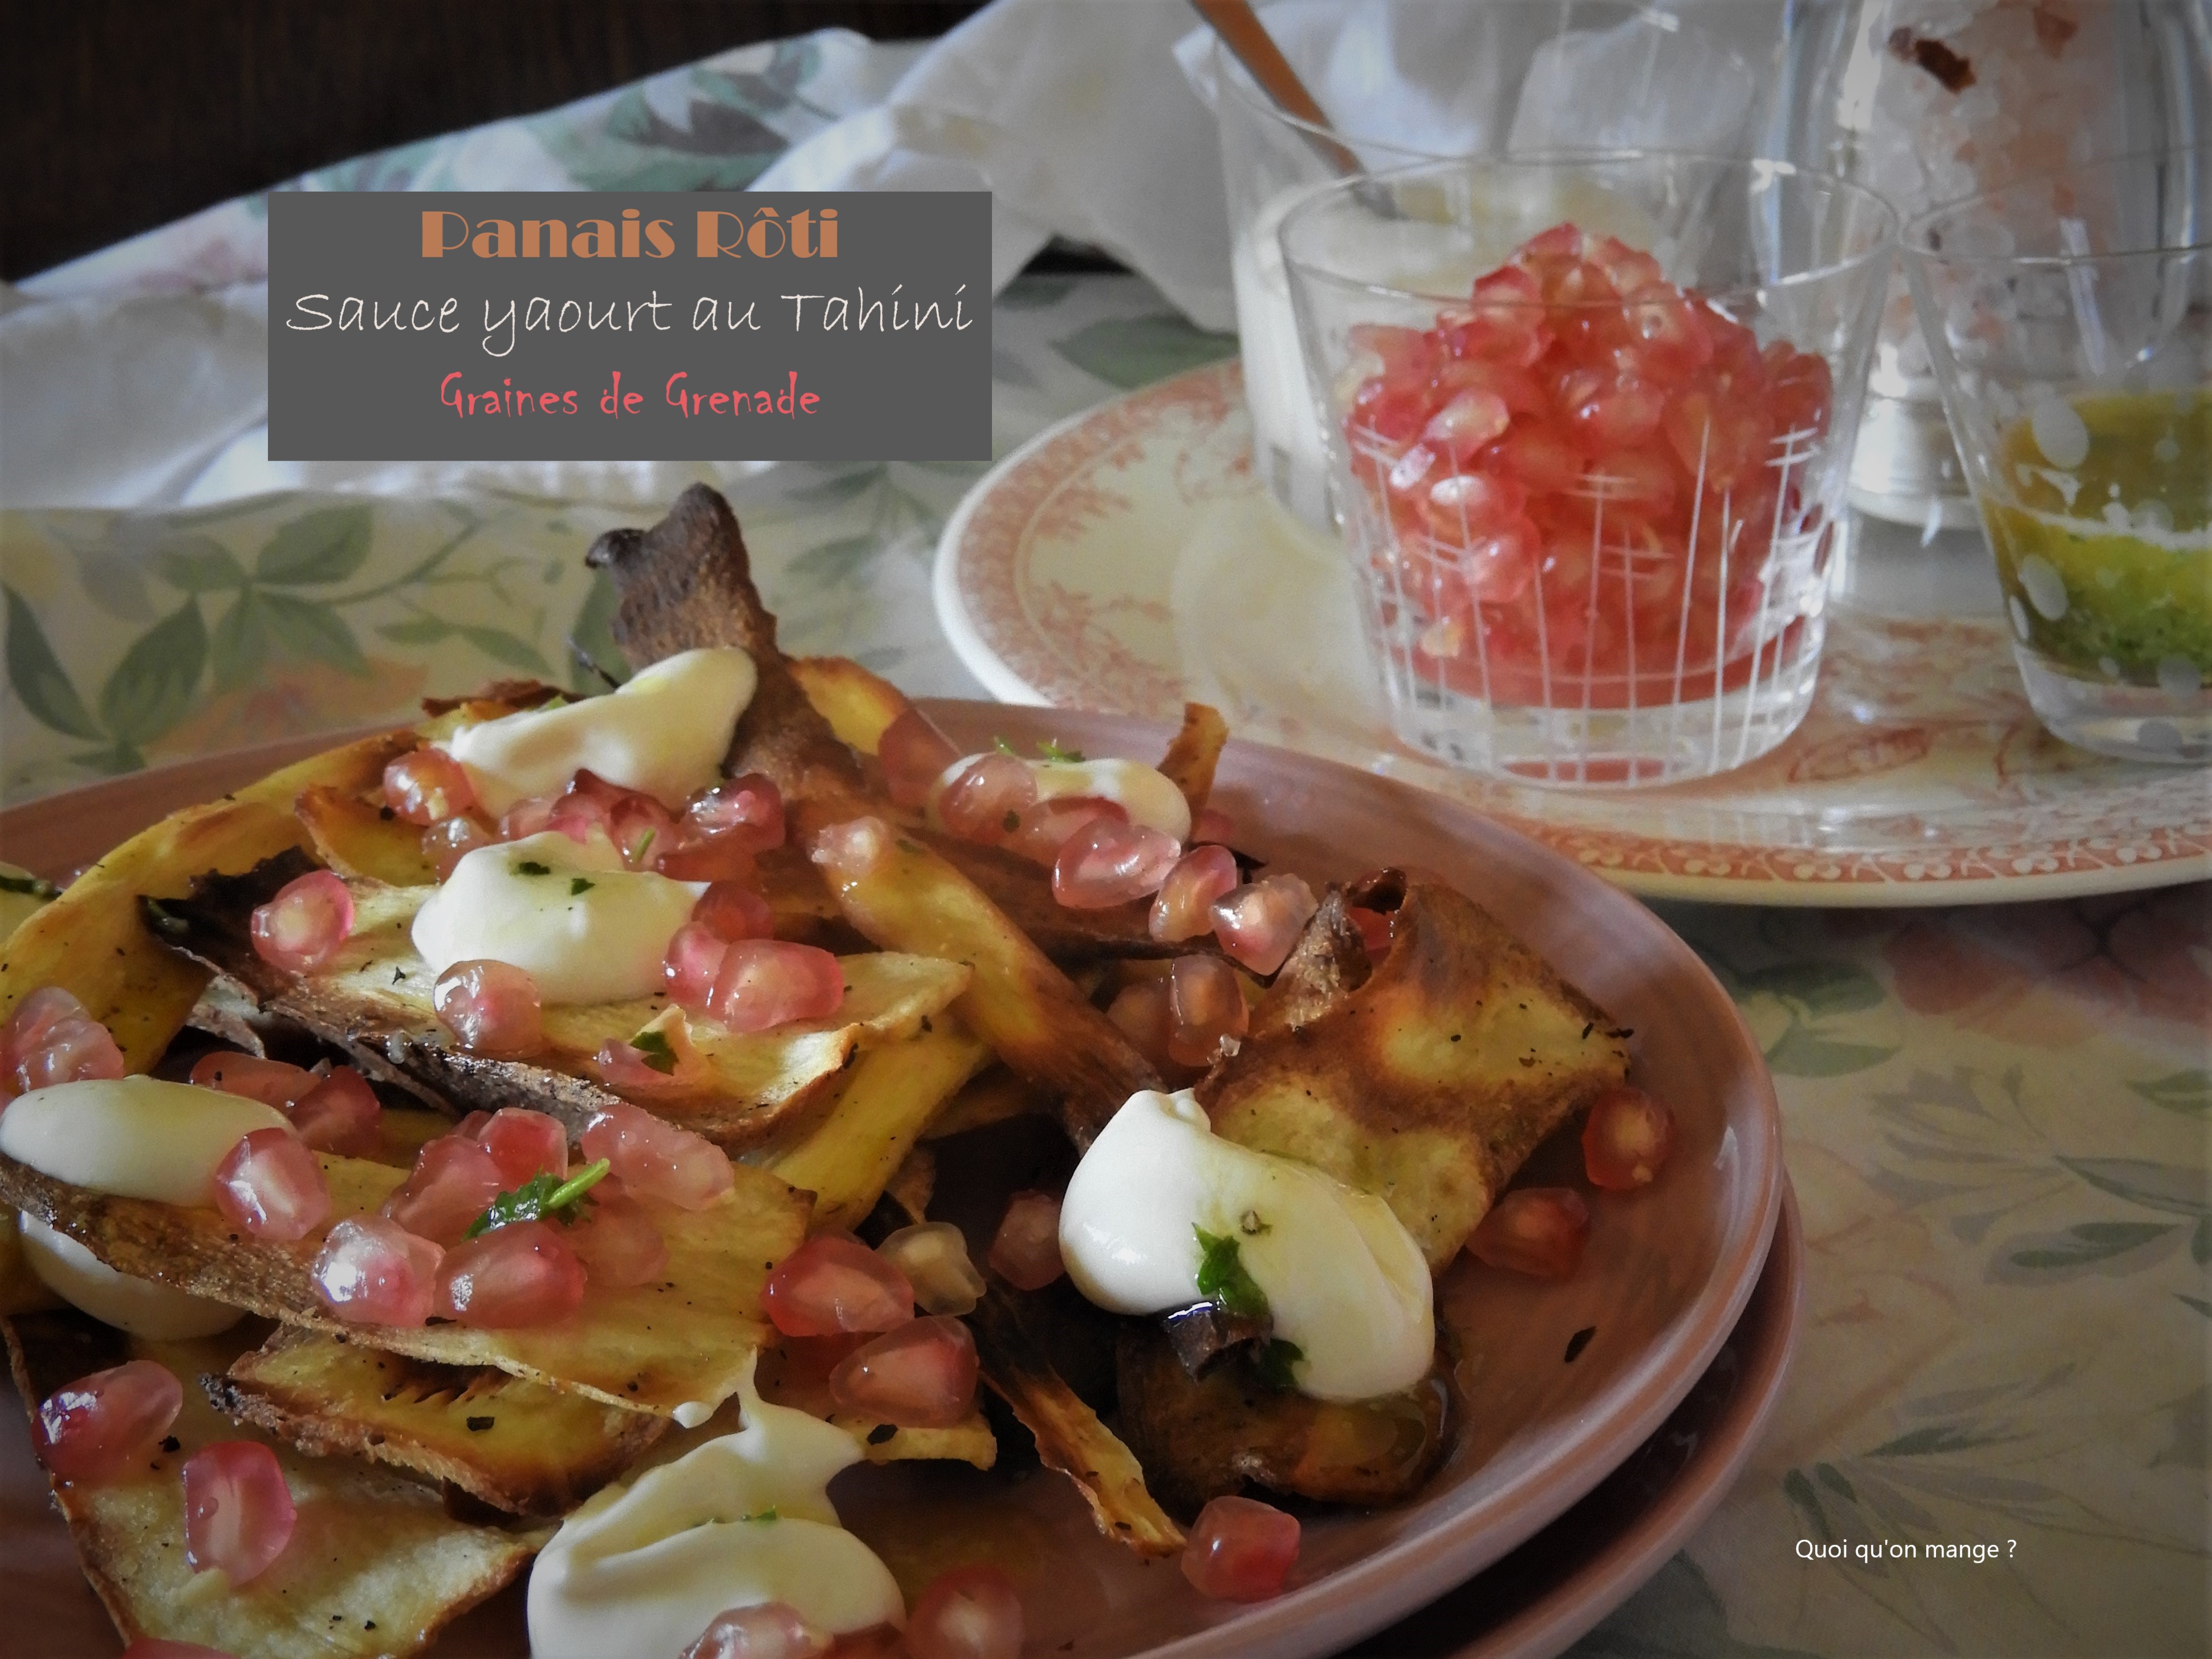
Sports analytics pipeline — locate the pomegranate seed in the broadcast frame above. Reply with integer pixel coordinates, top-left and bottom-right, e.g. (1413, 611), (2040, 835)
(763, 1233), (914, 1337)
(1468, 1188), (1590, 1279)
(432, 959), (544, 1058)
(464, 1107), (566, 1188)
(936, 754), (1036, 845)
(681, 1603), (832, 1659)
(1582, 1084), (1677, 1190)
(1167, 956), (1249, 1068)
(656, 836), (760, 883)
(381, 1134), (507, 1245)
(1148, 844), (1239, 942)
(213, 1128), (331, 1242)
(986, 1191), (1064, 1291)
(1002, 795), (1126, 868)
(1190, 807), (1235, 845)
(188, 1051), (312, 1108)
(828, 1315), (978, 1428)
(0, 986), (126, 1100)
(1483, 423), (1583, 495)
(1052, 818), (1181, 910)
(877, 1222), (986, 1316)
(422, 815), (493, 880)
(810, 816), (895, 884)
(382, 749), (477, 825)
(707, 940), (845, 1032)
(608, 794), (679, 869)
(694, 881), (774, 942)
(1421, 387), (1512, 464)
(907, 1564), (1024, 1659)
(312, 1216), (444, 1324)
(249, 869), (353, 975)
(1105, 979), (1179, 1075)
(879, 708), (962, 810)
(580, 1101), (733, 1210)
(182, 1440), (295, 1584)
(435, 1219), (588, 1327)
(500, 794), (559, 841)
(34, 1359), (182, 1483)
(1181, 1495), (1300, 1602)
(664, 921), (731, 1011)
(1210, 875), (1317, 976)
(1346, 906), (1395, 959)
(565, 1179), (668, 1287)
(684, 774), (786, 853)
(288, 1066), (383, 1156)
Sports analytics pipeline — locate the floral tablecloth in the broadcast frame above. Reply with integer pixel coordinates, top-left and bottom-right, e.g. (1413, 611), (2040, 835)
(1, 26), (2205, 1659)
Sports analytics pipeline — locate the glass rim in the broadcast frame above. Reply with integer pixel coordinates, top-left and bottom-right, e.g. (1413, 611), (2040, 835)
(1209, 34), (1455, 165)
(1901, 141), (2212, 267)
(1276, 149), (1901, 307)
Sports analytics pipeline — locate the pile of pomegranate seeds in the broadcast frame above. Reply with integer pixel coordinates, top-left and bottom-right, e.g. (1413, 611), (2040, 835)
(1166, 956), (1249, 1068)
(564, 1178), (669, 1287)
(34, 1359), (182, 1483)
(1181, 1495), (1301, 1602)
(1581, 1084), (1677, 1190)
(1210, 875), (1318, 977)
(827, 1314), (979, 1428)
(191, 1055), (384, 1157)
(580, 1100), (733, 1210)
(382, 749), (477, 825)
(312, 1216), (444, 1325)
(213, 1128), (331, 1242)
(1467, 1187), (1590, 1279)
(1053, 819), (1181, 911)
(383, 1135), (509, 1245)
(681, 1603), (832, 1659)
(182, 1440), (295, 1584)
(1344, 222), (1834, 702)
(432, 959), (545, 1058)
(0, 986), (125, 1101)
(906, 1564), (1025, 1659)
(879, 709), (961, 810)
(249, 869), (354, 975)
(763, 1234), (915, 1337)
(876, 1222), (986, 1316)
(986, 1191), (1065, 1291)
(436, 1218), (588, 1327)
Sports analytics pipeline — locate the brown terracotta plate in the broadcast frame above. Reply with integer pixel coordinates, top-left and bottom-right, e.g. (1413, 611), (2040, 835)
(0, 703), (1784, 1659)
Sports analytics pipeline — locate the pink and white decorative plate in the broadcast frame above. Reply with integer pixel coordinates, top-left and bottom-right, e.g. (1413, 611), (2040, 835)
(936, 362), (2211, 906)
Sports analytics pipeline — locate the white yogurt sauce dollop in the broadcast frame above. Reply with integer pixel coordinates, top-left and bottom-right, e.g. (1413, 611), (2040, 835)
(410, 830), (706, 1006)
(527, 1355), (903, 1658)
(2, 1076), (294, 1337)
(439, 646), (757, 815)
(1058, 1089), (1434, 1402)
(930, 753), (1192, 842)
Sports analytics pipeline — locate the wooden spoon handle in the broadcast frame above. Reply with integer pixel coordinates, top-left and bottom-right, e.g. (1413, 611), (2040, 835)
(1191, 0), (1365, 178)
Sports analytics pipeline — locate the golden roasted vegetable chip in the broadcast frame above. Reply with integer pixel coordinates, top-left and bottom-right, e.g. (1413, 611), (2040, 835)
(1157, 702), (1229, 819)
(209, 1325), (665, 1518)
(163, 853), (971, 1151)
(0, 1148), (809, 1417)
(1201, 872), (1630, 1267)
(788, 655), (914, 756)
(296, 785), (440, 886)
(3, 1309), (538, 1658)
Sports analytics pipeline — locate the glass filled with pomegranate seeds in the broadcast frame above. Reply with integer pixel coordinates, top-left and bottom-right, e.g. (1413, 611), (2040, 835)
(1280, 153), (1896, 785)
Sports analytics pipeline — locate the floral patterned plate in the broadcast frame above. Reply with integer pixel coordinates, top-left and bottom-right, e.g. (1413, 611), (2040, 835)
(933, 362), (2211, 906)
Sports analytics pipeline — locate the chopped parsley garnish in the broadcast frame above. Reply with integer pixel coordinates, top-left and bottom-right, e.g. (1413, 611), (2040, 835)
(0, 872), (59, 900)
(1194, 1226), (1269, 1321)
(740, 1507), (779, 1523)
(569, 876), (595, 896)
(466, 1158), (611, 1238)
(1254, 1340), (1303, 1391)
(631, 1028), (678, 1074)
(514, 860), (552, 877)
(993, 735), (1018, 755)
(1036, 738), (1085, 763)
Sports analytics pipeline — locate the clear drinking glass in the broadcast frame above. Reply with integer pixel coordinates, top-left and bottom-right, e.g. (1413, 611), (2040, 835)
(1282, 153), (1896, 787)
(1902, 144), (2211, 764)
(1202, 3), (1769, 530)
